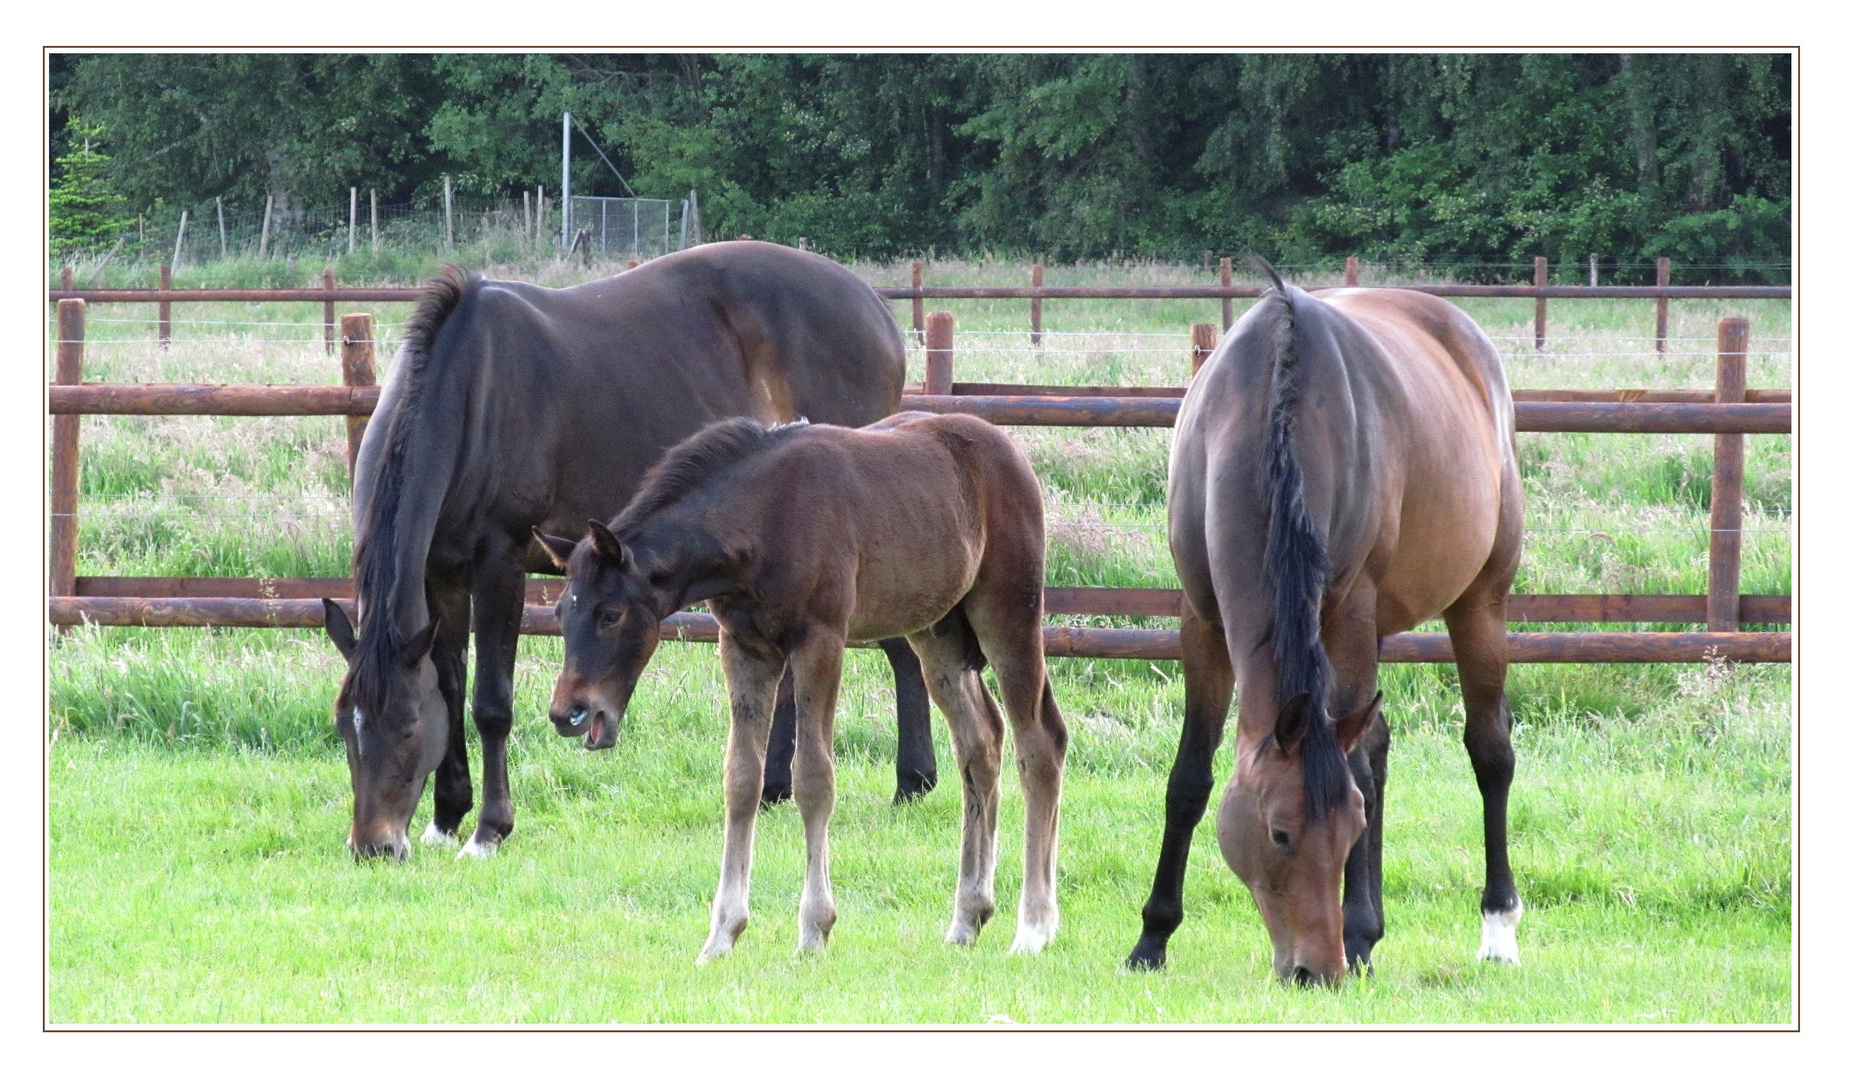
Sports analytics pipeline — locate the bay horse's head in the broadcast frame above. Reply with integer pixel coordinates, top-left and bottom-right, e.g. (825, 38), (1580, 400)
(1217, 691), (1379, 987)
(321, 600), (446, 860)
(536, 522), (671, 751)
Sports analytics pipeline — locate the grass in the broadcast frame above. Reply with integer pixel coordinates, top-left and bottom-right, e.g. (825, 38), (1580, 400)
(44, 257), (1793, 1025)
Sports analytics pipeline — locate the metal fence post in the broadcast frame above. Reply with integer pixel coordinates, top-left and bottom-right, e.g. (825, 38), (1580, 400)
(911, 261), (925, 343)
(51, 299), (85, 605)
(340, 313), (377, 478)
(924, 311), (954, 395)
(1656, 257), (1672, 353)
(1191, 322), (1219, 376)
(323, 268), (337, 355)
(1220, 257), (1233, 331)
(158, 263), (172, 348)
(1708, 317), (1749, 631)
(1533, 256), (1548, 352)
(1030, 263), (1044, 346)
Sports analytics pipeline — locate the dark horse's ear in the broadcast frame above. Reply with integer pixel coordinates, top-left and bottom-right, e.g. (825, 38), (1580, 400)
(1336, 691), (1383, 754)
(1273, 692), (1313, 757)
(323, 599), (358, 662)
(397, 619), (440, 668)
(586, 519), (629, 568)
(533, 529), (578, 571)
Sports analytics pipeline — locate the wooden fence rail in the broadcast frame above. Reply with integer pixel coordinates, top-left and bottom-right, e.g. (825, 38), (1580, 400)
(44, 299), (1792, 664)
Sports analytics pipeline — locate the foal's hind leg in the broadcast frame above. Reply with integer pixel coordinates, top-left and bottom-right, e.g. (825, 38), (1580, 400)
(701, 633), (784, 964)
(908, 616), (1005, 946)
(881, 637), (938, 802)
(1445, 588), (1522, 964)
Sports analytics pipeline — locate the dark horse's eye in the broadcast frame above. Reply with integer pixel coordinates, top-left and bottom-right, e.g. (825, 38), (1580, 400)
(1271, 828), (1291, 848)
(598, 609), (621, 630)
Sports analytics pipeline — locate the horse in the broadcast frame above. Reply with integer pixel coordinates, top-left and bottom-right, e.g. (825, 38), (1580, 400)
(536, 412), (1068, 961)
(319, 241), (936, 861)
(1125, 259), (1524, 985)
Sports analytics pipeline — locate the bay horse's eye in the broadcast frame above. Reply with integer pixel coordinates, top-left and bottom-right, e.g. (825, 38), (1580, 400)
(1270, 828), (1291, 848)
(598, 609), (621, 630)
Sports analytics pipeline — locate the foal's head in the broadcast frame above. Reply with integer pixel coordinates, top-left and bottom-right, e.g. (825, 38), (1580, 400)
(536, 522), (674, 751)
(322, 600), (446, 860)
(1217, 691), (1378, 987)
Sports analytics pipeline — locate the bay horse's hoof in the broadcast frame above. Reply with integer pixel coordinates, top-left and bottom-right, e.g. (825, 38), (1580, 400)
(893, 770), (938, 804)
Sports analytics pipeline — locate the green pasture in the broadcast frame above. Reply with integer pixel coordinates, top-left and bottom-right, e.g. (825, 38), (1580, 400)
(45, 258), (1792, 1025)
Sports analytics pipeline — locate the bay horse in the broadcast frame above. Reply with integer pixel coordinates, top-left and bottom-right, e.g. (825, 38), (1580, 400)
(536, 412), (1067, 961)
(320, 241), (935, 861)
(1125, 259), (1524, 985)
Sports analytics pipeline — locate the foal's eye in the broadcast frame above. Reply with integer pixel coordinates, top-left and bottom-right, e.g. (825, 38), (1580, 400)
(597, 610), (621, 630)
(1270, 828), (1291, 848)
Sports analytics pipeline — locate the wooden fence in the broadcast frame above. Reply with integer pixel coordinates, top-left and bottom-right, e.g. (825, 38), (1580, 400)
(45, 282), (1792, 665)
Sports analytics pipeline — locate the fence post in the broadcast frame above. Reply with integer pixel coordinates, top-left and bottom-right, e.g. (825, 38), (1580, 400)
(51, 299), (85, 606)
(1708, 317), (1749, 631)
(1656, 257), (1672, 353)
(60, 266), (73, 291)
(911, 261), (925, 343)
(340, 313), (377, 477)
(444, 175), (454, 250)
(924, 311), (954, 395)
(1589, 253), (1598, 287)
(370, 189), (379, 254)
(1532, 256), (1548, 352)
(348, 187), (358, 256)
(1030, 263), (1044, 347)
(1190, 322), (1219, 376)
(259, 194), (273, 258)
(323, 268), (337, 355)
(1344, 256), (1358, 287)
(158, 263), (172, 348)
(172, 209), (188, 267)
(1220, 257), (1233, 331)
(217, 196), (227, 259)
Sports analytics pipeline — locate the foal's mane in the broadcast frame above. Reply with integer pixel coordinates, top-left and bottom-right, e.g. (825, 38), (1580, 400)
(348, 264), (477, 690)
(1250, 256), (1349, 821)
(609, 417), (809, 539)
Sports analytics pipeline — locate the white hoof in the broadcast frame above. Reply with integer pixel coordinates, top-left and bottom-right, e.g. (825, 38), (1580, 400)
(696, 938), (734, 965)
(1008, 922), (1056, 955)
(457, 836), (499, 859)
(1477, 902), (1523, 964)
(420, 822), (459, 847)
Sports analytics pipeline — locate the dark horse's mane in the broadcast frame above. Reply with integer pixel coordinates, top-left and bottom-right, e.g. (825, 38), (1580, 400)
(348, 264), (478, 698)
(1250, 256), (1349, 821)
(609, 416), (810, 539)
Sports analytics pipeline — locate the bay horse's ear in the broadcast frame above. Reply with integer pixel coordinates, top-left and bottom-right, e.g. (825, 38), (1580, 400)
(587, 519), (629, 568)
(533, 529), (577, 571)
(397, 619), (440, 668)
(1336, 691), (1383, 754)
(1273, 692), (1313, 757)
(323, 599), (357, 662)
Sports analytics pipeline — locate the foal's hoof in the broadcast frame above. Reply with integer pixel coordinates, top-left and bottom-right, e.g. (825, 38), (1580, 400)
(893, 770), (938, 804)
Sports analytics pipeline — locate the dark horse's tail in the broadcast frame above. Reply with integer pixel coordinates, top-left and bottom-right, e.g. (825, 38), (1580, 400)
(1251, 257), (1349, 821)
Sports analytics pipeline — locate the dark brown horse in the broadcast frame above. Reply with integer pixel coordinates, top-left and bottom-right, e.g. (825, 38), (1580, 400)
(320, 241), (934, 860)
(537, 412), (1068, 961)
(1126, 260), (1524, 985)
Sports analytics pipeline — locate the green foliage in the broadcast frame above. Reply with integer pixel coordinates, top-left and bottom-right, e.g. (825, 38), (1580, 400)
(49, 119), (130, 256)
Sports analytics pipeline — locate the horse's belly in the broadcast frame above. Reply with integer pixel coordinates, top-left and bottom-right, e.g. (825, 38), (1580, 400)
(846, 552), (979, 642)
(1372, 488), (1501, 632)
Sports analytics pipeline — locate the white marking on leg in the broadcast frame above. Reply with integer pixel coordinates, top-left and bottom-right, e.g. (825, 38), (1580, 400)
(420, 821), (458, 847)
(1477, 901), (1523, 963)
(457, 835), (499, 859)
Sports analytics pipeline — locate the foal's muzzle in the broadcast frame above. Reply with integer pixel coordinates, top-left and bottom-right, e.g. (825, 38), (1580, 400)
(550, 699), (619, 750)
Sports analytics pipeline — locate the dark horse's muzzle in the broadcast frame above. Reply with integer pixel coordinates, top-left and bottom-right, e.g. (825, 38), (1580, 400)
(550, 697), (620, 751)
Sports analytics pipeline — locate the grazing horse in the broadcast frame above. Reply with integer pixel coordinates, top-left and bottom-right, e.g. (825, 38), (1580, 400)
(537, 412), (1068, 961)
(320, 242), (935, 861)
(1125, 259), (1524, 985)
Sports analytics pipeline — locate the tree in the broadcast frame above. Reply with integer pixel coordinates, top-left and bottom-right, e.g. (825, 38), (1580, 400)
(49, 119), (129, 256)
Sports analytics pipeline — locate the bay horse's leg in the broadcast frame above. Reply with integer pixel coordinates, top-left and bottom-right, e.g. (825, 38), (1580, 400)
(700, 633), (783, 964)
(424, 574), (473, 846)
(760, 668), (796, 806)
(1127, 602), (1234, 970)
(1323, 600), (1387, 973)
(1444, 589), (1522, 964)
(907, 615), (1005, 946)
(964, 589), (1067, 954)
(880, 637), (938, 802)
(459, 553), (526, 857)
(788, 633), (846, 953)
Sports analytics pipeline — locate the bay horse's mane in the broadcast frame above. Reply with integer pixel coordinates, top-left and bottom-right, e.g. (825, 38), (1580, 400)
(1249, 256), (1349, 821)
(348, 264), (478, 694)
(609, 416), (810, 539)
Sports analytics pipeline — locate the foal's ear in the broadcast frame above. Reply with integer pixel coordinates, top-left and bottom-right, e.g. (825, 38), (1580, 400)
(1273, 692), (1314, 756)
(587, 519), (629, 568)
(397, 619), (440, 668)
(1336, 691), (1383, 754)
(322, 599), (358, 662)
(533, 528), (578, 570)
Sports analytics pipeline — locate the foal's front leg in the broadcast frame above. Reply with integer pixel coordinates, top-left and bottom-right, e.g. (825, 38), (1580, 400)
(699, 634), (783, 964)
(789, 633), (846, 953)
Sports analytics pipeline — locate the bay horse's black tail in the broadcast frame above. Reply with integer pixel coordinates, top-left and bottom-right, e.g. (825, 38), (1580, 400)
(1250, 256), (1348, 821)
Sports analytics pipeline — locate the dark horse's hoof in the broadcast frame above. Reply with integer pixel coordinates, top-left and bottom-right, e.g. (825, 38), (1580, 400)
(1125, 940), (1168, 971)
(759, 781), (793, 807)
(893, 770), (938, 804)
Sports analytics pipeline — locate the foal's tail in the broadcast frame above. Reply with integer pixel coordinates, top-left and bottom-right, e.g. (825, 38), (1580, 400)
(1250, 257), (1347, 821)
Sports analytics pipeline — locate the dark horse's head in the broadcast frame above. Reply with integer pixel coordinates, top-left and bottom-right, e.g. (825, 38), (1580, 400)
(534, 521), (674, 751)
(321, 600), (446, 860)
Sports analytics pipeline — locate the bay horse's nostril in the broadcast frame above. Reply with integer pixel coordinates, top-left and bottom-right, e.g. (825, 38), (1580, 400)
(1291, 965), (1329, 989)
